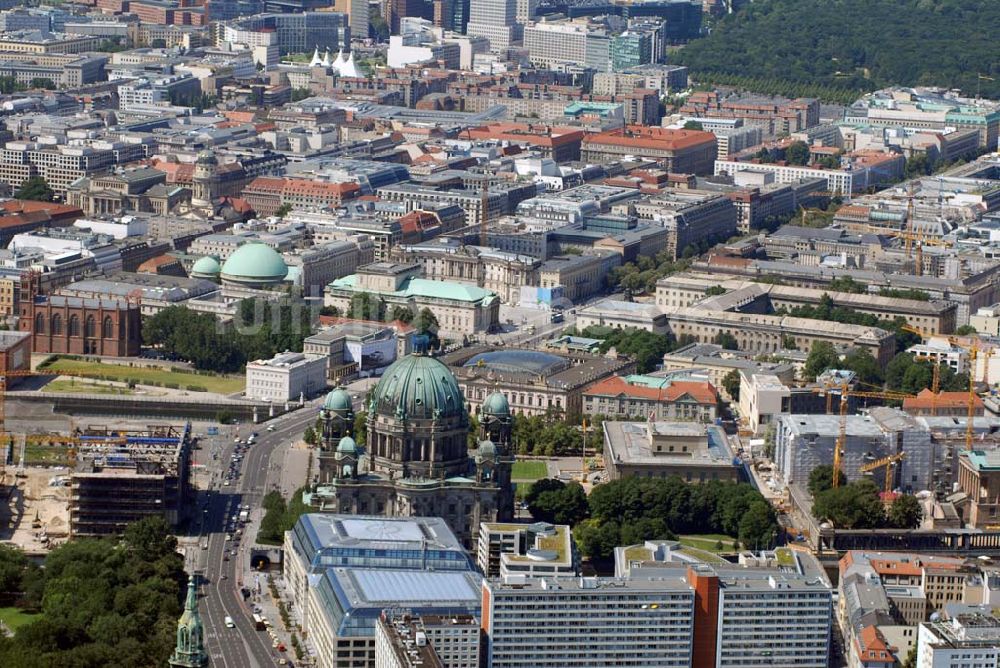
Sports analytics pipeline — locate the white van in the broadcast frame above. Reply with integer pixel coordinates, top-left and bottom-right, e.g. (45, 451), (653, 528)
(225, 616), (235, 628)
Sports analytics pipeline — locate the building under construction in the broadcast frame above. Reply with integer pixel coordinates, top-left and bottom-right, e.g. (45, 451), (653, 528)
(70, 423), (192, 537)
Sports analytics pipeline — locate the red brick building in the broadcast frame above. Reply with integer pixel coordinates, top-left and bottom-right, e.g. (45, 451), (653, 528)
(18, 279), (141, 357)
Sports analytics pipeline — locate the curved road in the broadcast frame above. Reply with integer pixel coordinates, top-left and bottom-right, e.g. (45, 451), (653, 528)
(195, 403), (322, 668)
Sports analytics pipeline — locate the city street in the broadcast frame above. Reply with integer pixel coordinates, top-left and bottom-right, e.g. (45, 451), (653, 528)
(192, 402), (322, 668)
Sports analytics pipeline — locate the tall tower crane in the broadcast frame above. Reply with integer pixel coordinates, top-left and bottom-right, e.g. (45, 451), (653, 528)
(859, 452), (907, 496)
(814, 383), (914, 488)
(901, 324), (981, 450)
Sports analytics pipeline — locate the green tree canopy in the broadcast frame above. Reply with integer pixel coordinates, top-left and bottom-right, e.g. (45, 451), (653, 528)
(0, 517), (186, 667)
(803, 341), (839, 380)
(526, 479), (591, 526)
(886, 494), (923, 529)
(807, 465), (846, 496)
(784, 140), (811, 166)
(722, 369), (741, 400)
(675, 0), (1000, 101)
(683, 120), (704, 131)
(15, 176), (53, 202)
(812, 479), (886, 529)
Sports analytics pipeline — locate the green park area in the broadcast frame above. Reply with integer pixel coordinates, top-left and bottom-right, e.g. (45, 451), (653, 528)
(41, 379), (135, 395)
(39, 358), (245, 394)
(511, 460), (548, 481)
(0, 607), (40, 632)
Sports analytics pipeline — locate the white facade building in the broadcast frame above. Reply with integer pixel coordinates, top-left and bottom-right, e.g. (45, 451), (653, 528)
(917, 614), (1000, 668)
(245, 351), (327, 402)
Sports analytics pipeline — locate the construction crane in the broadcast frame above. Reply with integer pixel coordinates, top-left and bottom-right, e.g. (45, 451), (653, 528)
(901, 324), (980, 450)
(0, 368), (121, 481)
(859, 452), (906, 496)
(813, 383), (914, 488)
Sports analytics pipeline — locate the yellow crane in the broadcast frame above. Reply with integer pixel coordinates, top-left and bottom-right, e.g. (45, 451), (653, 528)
(813, 383), (914, 488)
(901, 324), (980, 450)
(859, 452), (906, 496)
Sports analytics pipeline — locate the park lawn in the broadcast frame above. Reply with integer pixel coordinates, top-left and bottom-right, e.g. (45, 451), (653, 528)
(0, 607), (40, 631)
(41, 379), (135, 395)
(679, 534), (740, 554)
(42, 358), (245, 394)
(512, 460), (548, 481)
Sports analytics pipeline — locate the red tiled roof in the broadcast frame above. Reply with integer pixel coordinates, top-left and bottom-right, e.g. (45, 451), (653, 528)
(583, 126), (716, 152)
(583, 376), (718, 404)
(903, 388), (984, 411)
(0, 200), (81, 217)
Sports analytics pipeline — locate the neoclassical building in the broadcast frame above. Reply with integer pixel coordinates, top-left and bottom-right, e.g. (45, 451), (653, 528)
(308, 345), (514, 548)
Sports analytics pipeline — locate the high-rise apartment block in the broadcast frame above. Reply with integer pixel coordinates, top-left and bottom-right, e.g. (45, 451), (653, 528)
(481, 563), (833, 668)
(465, 0), (517, 52)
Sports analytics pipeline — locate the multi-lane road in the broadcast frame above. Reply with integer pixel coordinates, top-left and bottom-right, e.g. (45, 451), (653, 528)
(193, 402), (322, 668)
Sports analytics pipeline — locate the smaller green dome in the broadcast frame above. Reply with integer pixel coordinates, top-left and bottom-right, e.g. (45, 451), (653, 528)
(191, 255), (221, 276)
(324, 388), (352, 413)
(337, 436), (357, 454)
(482, 391), (510, 416)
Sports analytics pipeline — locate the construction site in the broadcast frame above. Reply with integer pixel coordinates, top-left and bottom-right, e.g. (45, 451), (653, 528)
(0, 418), (192, 552)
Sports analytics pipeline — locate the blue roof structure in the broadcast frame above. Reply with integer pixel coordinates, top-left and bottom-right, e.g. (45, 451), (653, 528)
(318, 568), (482, 637)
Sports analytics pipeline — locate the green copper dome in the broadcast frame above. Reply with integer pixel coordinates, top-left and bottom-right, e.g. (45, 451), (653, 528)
(190, 255), (221, 276)
(369, 354), (464, 421)
(220, 242), (288, 285)
(336, 435), (357, 454)
(482, 391), (510, 416)
(323, 388), (352, 413)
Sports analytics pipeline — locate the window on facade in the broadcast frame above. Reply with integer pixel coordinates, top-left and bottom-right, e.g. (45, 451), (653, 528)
(34, 313), (44, 333)
(51, 313), (62, 335)
(102, 316), (113, 339)
(68, 315), (80, 337)
(84, 315), (95, 338)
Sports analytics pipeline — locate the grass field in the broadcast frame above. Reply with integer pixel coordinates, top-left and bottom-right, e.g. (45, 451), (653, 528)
(679, 534), (740, 554)
(23, 443), (74, 467)
(41, 358), (245, 394)
(512, 461), (548, 481)
(0, 607), (40, 631)
(42, 379), (135, 395)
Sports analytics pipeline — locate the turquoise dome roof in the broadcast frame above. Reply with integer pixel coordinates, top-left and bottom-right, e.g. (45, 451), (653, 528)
(369, 354), (464, 420)
(191, 255), (221, 276)
(220, 242), (288, 284)
(323, 388), (352, 413)
(337, 436), (357, 454)
(482, 391), (510, 416)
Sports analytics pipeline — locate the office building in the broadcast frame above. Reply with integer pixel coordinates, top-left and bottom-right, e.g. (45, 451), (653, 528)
(333, 0), (368, 40)
(244, 351), (328, 402)
(283, 514), (481, 668)
(917, 612), (1000, 668)
(375, 613), (481, 668)
(482, 563), (832, 668)
(465, 0), (516, 53)
(476, 522), (577, 579)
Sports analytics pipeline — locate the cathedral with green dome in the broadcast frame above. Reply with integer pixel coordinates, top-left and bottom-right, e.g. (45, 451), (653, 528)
(309, 343), (514, 548)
